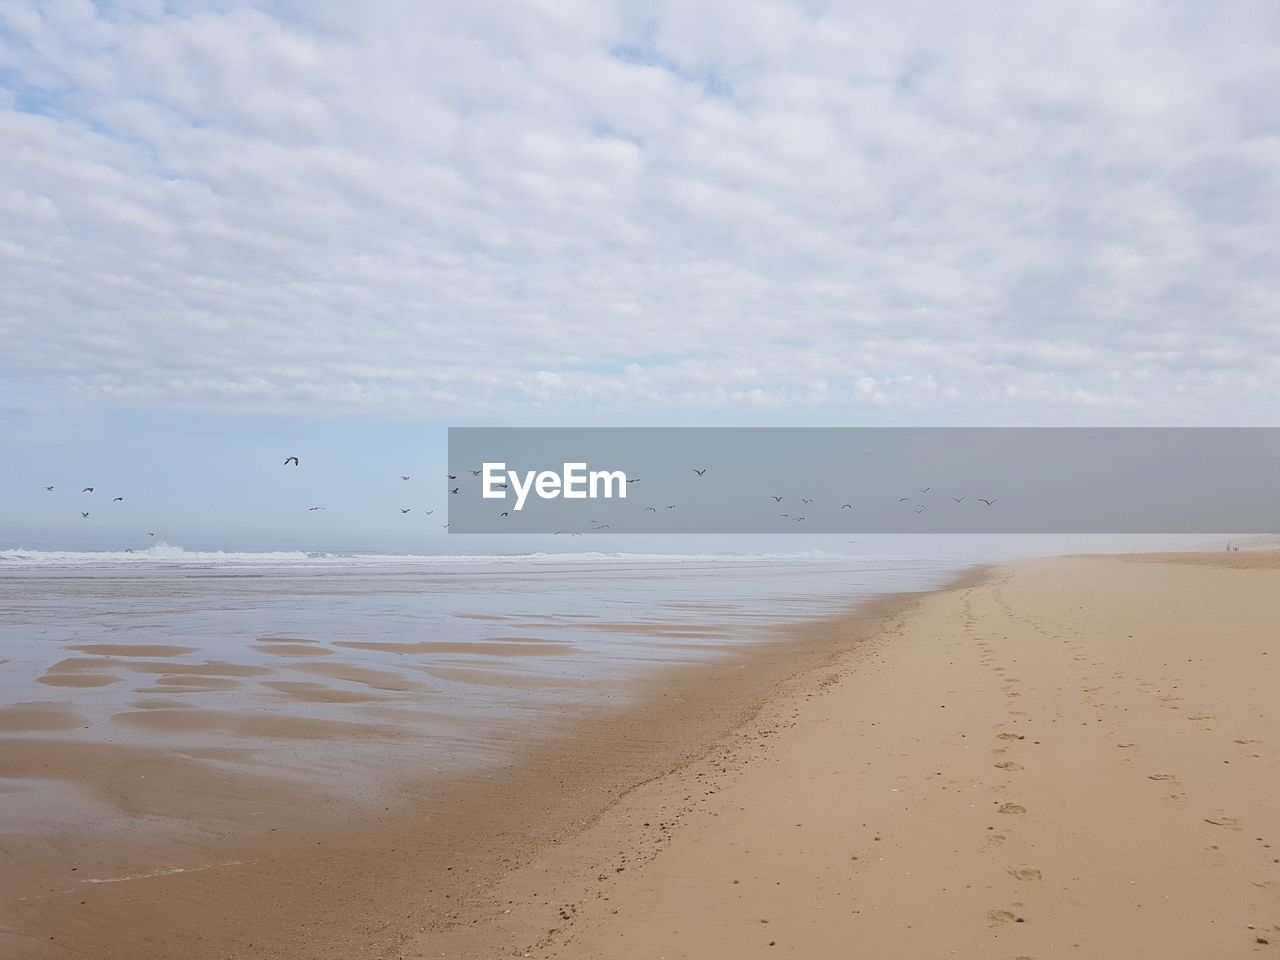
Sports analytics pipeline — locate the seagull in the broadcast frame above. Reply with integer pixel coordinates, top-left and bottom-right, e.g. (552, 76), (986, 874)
(921, 486), (930, 493)
(308, 506), (325, 511)
(627, 477), (640, 484)
(953, 497), (965, 503)
(112, 497), (123, 502)
(692, 468), (707, 476)
(666, 504), (677, 509)
(450, 487), (459, 495)
(644, 506), (656, 512)
(441, 522), (450, 529)
(82, 487), (94, 493)
(401, 476), (411, 481)
(801, 498), (814, 504)
(914, 504), (927, 514)
(495, 482), (509, 490)
(400, 508), (411, 514)
(978, 498), (998, 506)
(423, 510), (434, 515)
(771, 496), (783, 502)
(470, 470), (481, 477)
(792, 516), (806, 522)
(284, 456), (299, 466)
(147, 532), (155, 537)
(898, 497), (911, 502)
(45, 486), (53, 492)
(448, 474), (457, 480)
(80, 512), (89, 518)
(841, 504), (852, 510)
(592, 523), (610, 530)
(500, 512), (509, 518)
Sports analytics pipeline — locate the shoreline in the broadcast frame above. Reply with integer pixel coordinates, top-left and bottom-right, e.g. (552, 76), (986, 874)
(13, 551), (1277, 958)
(4, 565), (973, 959)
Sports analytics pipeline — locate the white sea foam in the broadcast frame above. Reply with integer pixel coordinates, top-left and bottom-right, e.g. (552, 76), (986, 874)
(0, 543), (863, 570)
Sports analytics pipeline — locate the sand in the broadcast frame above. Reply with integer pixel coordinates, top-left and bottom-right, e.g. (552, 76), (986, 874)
(417, 554), (1280, 958)
(5, 553), (1278, 958)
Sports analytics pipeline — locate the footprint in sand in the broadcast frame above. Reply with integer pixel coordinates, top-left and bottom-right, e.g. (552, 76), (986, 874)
(1147, 773), (1179, 782)
(986, 908), (1025, 925)
(998, 733), (1026, 741)
(998, 803), (1026, 815)
(1204, 815), (1241, 830)
(1009, 867), (1042, 881)
(995, 761), (1024, 771)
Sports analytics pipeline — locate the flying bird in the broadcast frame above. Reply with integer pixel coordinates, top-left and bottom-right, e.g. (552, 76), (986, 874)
(953, 497), (965, 503)
(898, 497), (911, 503)
(692, 468), (707, 476)
(592, 523), (610, 530)
(147, 532), (155, 537)
(644, 506), (656, 512)
(914, 504), (927, 514)
(80, 512), (89, 518)
(284, 457), (299, 466)
(441, 522), (450, 529)
(45, 486), (53, 492)
(666, 505), (677, 509)
(112, 497), (123, 502)
(841, 504), (852, 510)
(921, 486), (930, 493)
(448, 474), (457, 480)
(308, 506), (325, 511)
(801, 498), (814, 504)
(978, 498), (998, 506)
(627, 477), (640, 484)
(500, 512), (509, 518)
(423, 510), (434, 515)
(400, 508), (411, 514)
(771, 496), (783, 502)
(450, 487), (459, 495)
(470, 470), (481, 477)
(82, 487), (93, 493)
(401, 476), (411, 481)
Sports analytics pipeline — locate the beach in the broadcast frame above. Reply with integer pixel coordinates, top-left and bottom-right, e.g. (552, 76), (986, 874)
(421, 552), (1280, 959)
(2, 551), (1277, 957)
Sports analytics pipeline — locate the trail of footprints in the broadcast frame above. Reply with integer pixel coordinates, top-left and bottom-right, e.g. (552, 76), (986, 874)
(959, 584), (1043, 946)
(967, 578), (1280, 954)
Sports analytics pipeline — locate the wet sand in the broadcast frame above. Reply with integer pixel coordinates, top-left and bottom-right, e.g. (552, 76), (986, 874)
(0, 580), (930, 959)
(419, 553), (1280, 958)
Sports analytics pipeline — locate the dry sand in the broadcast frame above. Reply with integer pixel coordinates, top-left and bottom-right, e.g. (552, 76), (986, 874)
(5, 554), (1278, 959)
(418, 554), (1280, 959)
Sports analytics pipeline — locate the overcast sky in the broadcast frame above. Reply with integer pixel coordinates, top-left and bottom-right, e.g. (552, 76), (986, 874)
(2, 1), (1277, 548)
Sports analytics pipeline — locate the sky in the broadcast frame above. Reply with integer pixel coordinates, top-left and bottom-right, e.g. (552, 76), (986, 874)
(1, 1), (1278, 550)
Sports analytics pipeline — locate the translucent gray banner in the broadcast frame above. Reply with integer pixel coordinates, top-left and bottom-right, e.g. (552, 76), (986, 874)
(446, 428), (1280, 534)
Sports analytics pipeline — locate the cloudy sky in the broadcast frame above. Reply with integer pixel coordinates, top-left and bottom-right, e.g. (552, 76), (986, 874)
(2, 1), (1277, 548)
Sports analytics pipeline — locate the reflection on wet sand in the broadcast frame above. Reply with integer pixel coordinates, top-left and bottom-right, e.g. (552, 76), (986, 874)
(0, 701), (87, 732)
(332, 638), (575, 656)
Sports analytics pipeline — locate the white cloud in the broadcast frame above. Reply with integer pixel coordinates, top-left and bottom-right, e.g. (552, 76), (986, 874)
(1, 0), (1278, 423)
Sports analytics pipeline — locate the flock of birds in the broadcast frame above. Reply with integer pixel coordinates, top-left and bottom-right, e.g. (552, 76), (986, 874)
(49, 458), (999, 537)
